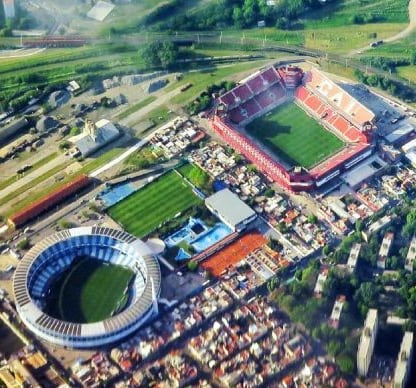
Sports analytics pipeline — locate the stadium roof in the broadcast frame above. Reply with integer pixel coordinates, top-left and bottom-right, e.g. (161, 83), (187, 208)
(205, 189), (256, 229)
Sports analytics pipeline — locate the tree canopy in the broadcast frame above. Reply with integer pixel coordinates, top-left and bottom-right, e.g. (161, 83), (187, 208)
(141, 41), (178, 69)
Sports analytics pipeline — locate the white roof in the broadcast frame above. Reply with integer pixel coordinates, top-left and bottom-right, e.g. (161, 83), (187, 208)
(402, 138), (416, 166)
(342, 155), (386, 188)
(87, 1), (115, 21)
(205, 189), (256, 228)
(358, 309), (378, 361)
(393, 332), (413, 386)
(385, 123), (414, 143)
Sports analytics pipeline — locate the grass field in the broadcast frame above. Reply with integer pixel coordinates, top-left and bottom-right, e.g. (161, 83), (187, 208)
(108, 170), (202, 238)
(47, 257), (134, 323)
(246, 103), (344, 169)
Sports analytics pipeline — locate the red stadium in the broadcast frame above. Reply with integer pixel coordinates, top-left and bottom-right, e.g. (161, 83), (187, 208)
(210, 65), (375, 192)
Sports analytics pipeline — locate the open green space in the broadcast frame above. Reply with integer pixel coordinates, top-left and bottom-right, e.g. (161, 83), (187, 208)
(169, 60), (270, 105)
(0, 152), (58, 191)
(46, 257), (134, 323)
(108, 170), (202, 238)
(177, 163), (212, 193)
(246, 103), (344, 169)
(303, 0), (409, 28)
(0, 160), (71, 210)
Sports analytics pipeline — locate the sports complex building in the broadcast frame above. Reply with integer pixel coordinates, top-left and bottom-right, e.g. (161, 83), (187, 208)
(13, 227), (161, 348)
(211, 65), (376, 191)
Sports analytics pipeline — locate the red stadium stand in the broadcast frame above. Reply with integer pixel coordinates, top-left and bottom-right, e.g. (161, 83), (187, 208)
(247, 75), (265, 94)
(305, 67), (375, 129)
(9, 175), (91, 228)
(233, 84), (253, 102)
(310, 143), (371, 181)
(261, 67), (280, 85)
(229, 108), (246, 124)
(294, 86), (308, 102)
(241, 99), (261, 117)
(220, 91), (237, 107)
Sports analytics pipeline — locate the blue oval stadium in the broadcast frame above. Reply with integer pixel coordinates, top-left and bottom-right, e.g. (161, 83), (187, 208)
(13, 227), (161, 348)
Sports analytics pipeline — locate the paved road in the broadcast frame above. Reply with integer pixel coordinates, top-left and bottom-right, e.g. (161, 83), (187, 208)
(0, 48), (46, 59)
(0, 154), (66, 199)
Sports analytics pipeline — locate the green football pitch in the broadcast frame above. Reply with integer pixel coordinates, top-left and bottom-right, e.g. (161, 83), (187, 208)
(246, 102), (344, 168)
(46, 257), (134, 323)
(107, 170), (202, 238)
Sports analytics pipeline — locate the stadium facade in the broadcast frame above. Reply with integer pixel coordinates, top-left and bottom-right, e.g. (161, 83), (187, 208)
(211, 65), (375, 191)
(13, 227), (161, 348)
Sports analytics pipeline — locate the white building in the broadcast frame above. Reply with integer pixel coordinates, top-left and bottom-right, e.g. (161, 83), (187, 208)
(377, 232), (394, 269)
(402, 138), (416, 167)
(314, 268), (328, 297)
(347, 243), (361, 273)
(2, 0), (15, 19)
(205, 189), (257, 232)
(405, 235), (416, 272)
(357, 309), (378, 377)
(364, 215), (392, 241)
(393, 332), (413, 388)
(69, 119), (120, 157)
(329, 295), (345, 329)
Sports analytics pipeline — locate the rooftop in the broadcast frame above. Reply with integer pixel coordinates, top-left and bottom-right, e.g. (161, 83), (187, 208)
(205, 188), (256, 228)
(393, 332), (413, 386)
(358, 309), (378, 361)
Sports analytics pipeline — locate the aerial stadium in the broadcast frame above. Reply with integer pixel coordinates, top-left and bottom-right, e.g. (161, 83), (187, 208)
(211, 65), (375, 191)
(13, 227), (161, 348)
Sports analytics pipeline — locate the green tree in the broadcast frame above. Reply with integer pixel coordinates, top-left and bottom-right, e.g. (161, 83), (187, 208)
(187, 260), (198, 272)
(263, 188), (275, 198)
(411, 51), (416, 65)
(337, 354), (355, 374)
(307, 214), (318, 224)
(58, 219), (72, 229)
(141, 41), (178, 69)
(17, 238), (30, 250)
(322, 245), (331, 256)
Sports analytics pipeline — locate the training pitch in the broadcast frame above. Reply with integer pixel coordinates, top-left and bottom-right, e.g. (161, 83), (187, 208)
(46, 257), (134, 323)
(108, 170), (202, 238)
(246, 102), (344, 168)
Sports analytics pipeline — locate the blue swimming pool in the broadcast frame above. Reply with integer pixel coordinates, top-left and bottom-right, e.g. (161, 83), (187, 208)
(100, 182), (135, 208)
(174, 248), (191, 261)
(164, 218), (207, 247)
(191, 223), (233, 252)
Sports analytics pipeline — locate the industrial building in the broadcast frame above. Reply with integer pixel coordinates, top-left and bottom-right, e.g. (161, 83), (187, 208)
(69, 119), (120, 157)
(205, 188), (257, 232)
